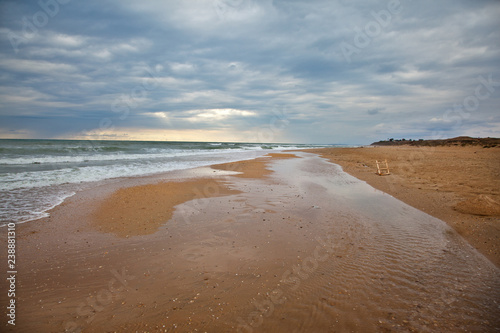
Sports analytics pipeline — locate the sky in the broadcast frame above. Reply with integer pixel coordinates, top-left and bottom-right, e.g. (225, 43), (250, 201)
(0, 0), (499, 144)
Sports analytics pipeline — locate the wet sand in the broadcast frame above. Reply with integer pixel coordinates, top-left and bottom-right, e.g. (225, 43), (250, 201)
(1, 151), (499, 332)
(93, 179), (242, 238)
(306, 146), (500, 266)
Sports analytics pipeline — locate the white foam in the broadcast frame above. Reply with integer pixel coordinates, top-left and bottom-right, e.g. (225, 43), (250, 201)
(0, 149), (270, 224)
(0, 188), (75, 226)
(0, 148), (242, 165)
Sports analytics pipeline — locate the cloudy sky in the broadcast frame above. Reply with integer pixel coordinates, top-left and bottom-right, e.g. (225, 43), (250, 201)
(0, 0), (499, 144)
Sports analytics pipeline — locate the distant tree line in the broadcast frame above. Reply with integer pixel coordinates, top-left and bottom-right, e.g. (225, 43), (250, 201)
(371, 136), (499, 147)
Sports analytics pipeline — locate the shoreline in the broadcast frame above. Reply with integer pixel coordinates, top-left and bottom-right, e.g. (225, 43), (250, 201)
(0, 144), (291, 226)
(304, 145), (500, 266)
(91, 153), (299, 238)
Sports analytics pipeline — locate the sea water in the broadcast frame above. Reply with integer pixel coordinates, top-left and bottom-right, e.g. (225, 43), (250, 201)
(0, 139), (334, 225)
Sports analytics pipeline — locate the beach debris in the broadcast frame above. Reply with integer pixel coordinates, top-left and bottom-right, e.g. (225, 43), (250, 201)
(376, 159), (390, 175)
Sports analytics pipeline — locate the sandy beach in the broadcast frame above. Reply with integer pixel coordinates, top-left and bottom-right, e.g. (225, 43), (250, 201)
(1, 150), (499, 332)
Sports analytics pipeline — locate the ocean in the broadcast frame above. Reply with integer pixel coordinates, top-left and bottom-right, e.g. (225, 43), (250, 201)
(0, 139), (336, 226)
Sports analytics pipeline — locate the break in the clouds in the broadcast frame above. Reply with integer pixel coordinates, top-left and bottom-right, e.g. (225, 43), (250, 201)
(0, 0), (499, 144)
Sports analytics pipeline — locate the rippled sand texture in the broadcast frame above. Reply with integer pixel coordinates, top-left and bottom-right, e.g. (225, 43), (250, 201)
(307, 146), (500, 266)
(241, 154), (500, 332)
(4, 152), (499, 332)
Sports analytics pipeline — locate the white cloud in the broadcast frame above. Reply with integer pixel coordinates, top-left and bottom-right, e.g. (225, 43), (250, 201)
(186, 108), (257, 122)
(116, 0), (277, 37)
(169, 62), (196, 74)
(47, 33), (87, 48)
(0, 58), (77, 75)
